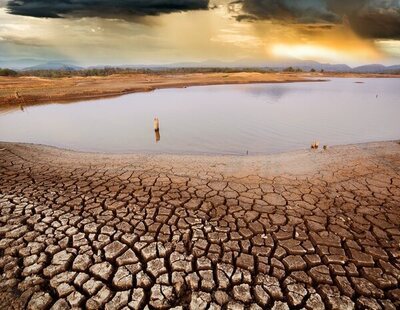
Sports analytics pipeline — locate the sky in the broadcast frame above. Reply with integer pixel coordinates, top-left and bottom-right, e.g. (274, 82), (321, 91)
(0, 0), (400, 66)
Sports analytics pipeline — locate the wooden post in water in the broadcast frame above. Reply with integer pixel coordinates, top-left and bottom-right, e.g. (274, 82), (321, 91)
(153, 117), (160, 131)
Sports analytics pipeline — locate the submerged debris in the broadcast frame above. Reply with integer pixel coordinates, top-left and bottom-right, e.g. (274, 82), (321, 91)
(311, 141), (319, 149)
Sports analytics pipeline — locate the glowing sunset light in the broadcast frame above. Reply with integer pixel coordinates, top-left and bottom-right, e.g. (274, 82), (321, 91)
(271, 44), (345, 62)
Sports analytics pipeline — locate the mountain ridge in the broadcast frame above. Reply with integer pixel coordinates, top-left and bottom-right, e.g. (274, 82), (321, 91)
(1, 59), (399, 73)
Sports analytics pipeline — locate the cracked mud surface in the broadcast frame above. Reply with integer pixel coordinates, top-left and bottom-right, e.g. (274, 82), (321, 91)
(0, 141), (400, 310)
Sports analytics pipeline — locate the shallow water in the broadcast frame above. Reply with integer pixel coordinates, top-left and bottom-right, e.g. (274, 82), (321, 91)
(0, 78), (399, 155)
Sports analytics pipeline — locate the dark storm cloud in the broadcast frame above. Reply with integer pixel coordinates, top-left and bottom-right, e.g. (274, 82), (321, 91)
(6, 0), (209, 19)
(237, 0), (400, 39)
(345, 7), (400, 39)
(240, 0), (338, 23)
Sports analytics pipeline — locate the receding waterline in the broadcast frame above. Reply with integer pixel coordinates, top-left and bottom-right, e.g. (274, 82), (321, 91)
(0, 78), (399, 155)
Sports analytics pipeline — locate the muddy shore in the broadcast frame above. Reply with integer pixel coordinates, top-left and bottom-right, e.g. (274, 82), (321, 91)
(0, 141), (399, 309)
(1, 71), (398, 113)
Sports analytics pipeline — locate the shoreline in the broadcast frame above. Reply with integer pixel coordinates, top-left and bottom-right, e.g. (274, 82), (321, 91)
(0, 72), (318, 112)
(1, 71), (399, 112)
(1, 139), (399, 158)
(1, 140), (399, 176)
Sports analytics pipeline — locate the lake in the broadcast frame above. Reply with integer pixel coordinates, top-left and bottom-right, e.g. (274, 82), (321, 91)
(0, 78), (399, 155)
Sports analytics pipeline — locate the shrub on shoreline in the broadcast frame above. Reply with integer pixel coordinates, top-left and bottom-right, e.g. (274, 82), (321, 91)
(0, 68), (18, 77)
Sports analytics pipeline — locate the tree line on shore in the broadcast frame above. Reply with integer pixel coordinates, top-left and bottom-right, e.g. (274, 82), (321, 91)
(0, 67), (274, 77)
(0, 66), (399, 78)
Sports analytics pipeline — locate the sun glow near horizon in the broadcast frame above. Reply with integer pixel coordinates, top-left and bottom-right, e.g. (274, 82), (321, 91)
(270, 43), (381, 64)
(271, 44), (341, 62)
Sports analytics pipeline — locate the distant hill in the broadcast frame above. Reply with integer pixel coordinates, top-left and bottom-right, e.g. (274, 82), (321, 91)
(115, 59), (373, 73)
(261, 60), (352, 72)
(0, 58), (46, 70)
(352, 64), (400, 73)
(352, 64), (388, 73)
(387, 65), (400, 70)
(23, 62), (83, 71)
(88, 59), (354, 72)
(1, 58), (398, 74)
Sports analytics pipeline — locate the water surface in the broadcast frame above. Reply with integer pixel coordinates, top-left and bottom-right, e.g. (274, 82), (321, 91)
(0, 78), (399, 155)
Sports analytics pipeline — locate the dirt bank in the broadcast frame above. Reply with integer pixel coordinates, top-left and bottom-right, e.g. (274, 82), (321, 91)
(1, 71), (397, 113)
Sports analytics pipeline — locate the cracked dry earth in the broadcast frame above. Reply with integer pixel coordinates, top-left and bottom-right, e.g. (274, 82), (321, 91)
(0, 142), (400, 310)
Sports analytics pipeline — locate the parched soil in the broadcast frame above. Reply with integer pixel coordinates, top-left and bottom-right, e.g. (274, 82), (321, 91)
(0, 141), (399, 309)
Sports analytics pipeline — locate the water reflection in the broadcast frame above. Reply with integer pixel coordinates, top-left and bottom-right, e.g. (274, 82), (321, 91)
(155, 130), (161, 143)
(244, 84), (293, 101)
(0, 78), (399, 154)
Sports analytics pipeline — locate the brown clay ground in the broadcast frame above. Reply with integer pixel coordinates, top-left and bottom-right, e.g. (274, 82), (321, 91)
(0, 72), (314, 113)
(1, 72), (398, 113)
(0, 141), (399, 309)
